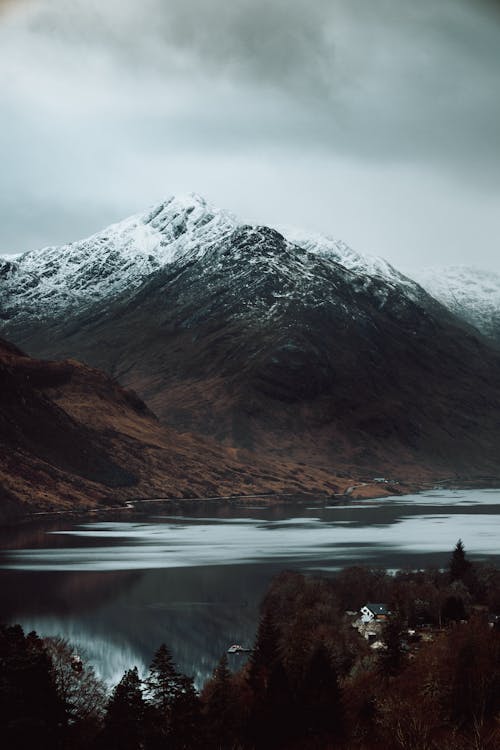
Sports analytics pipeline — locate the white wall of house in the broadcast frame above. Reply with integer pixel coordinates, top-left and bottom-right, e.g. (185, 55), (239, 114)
(361, 606), (375, 623)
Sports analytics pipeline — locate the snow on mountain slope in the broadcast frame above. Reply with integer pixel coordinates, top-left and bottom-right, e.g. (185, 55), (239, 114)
(1, 191), (432, 325)
(0, 194), (236, 319)
(280, 227), (424, 303)
(414, 266), (500, 341)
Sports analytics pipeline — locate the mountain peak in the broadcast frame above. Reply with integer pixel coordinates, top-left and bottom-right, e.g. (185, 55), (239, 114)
(0, 192), (424, 325)
(140, 192), (236, 251)
(144, 192), (223, 229)
(0, 193), (238, 320)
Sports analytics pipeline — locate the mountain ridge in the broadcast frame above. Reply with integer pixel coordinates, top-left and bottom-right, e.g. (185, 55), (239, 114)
(2, 195), (500, 489)
(1, 193), (433, 327)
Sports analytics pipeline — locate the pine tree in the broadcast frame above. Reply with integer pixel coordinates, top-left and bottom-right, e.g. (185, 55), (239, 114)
(246, 611), (292, 748)
(145, 644), (183, 714)
(145, 644), (201, 749)
(101, 667), (146, 750)
(450, 539), (472, 582)
(247, 610), (280, 692)
(168, 674), (202, 750)
(204, 654), (241, 748)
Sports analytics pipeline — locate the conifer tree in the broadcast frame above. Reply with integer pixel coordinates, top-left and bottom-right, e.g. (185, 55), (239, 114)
(168, 674), (202, 750)
(247, 610), (280, 692)
(101, 667), (146, 750)
(145, 644), (201, 749)
(450, 539), (472, 582)
(145, 644), (183, 714)
(204, 654), (240, 748)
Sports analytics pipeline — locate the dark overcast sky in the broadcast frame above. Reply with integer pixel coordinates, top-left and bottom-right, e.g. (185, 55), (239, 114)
(0, 0), (499, 272)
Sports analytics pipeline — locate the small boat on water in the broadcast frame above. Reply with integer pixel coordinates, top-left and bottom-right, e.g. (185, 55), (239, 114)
(227, 644), (251, 654)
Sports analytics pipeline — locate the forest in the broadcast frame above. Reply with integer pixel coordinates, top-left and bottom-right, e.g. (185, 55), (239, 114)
(2, 541), (500, 749)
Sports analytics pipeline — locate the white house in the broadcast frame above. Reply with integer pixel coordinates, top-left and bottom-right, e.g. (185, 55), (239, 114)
(360, 603), (389, 623)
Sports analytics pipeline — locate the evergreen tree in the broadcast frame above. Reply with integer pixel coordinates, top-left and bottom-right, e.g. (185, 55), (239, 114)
(101, 667), (146, 750)
(168, 674), (202, 750)
(145, 644), (201, 749)
(145, 644), (183, 715)
(297, 643), (343, 740)
(247, 610), (280, 692)
(204, 654), (241, 748)
(246, 611), (295, 748)
(450, 539), (471, 582)
(0, 624), (66, 750)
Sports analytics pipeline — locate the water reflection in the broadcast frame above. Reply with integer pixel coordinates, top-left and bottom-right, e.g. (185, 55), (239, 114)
(0, 564), (271, 687)
(1, 489), (500, 687)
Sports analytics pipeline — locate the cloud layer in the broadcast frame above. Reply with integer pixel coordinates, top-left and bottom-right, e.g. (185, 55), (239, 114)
(0, 0), (499, 271)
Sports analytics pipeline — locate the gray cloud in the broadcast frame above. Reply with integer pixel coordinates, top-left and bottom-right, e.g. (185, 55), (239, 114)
(0, 0), (499, 272)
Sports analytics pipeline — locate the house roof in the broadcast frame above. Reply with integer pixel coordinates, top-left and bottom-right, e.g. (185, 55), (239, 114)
(363, 603), (388, 615)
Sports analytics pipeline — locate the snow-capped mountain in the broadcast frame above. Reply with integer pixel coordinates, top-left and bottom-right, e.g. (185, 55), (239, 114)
(0, 194), (236, 320)
(1, 192), (429, 324)
(3, 192), (500, 481)
(279, 227), (423, 303)
(414, 266), (500, 343)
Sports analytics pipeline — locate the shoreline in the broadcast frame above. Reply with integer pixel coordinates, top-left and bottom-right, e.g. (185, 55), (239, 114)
(3, 474), (500, 528)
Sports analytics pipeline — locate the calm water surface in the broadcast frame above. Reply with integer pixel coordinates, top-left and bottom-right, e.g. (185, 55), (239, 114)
(1, 489), (500, 687)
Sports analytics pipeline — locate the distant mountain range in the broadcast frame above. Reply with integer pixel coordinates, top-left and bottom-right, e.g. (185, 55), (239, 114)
(2, 194), (500, 513)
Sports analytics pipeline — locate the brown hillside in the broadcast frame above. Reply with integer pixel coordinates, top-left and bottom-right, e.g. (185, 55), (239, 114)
(0, 338), (363, 521)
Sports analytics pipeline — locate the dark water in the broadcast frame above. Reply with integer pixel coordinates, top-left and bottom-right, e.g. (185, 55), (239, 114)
(1, 489), (500, 687)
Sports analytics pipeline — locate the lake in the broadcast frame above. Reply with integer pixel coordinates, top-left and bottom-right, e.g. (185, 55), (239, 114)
(1, 488), (500, 688)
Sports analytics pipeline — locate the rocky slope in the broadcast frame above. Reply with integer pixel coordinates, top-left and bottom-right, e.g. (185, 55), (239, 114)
(2, 194), (500, 488)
